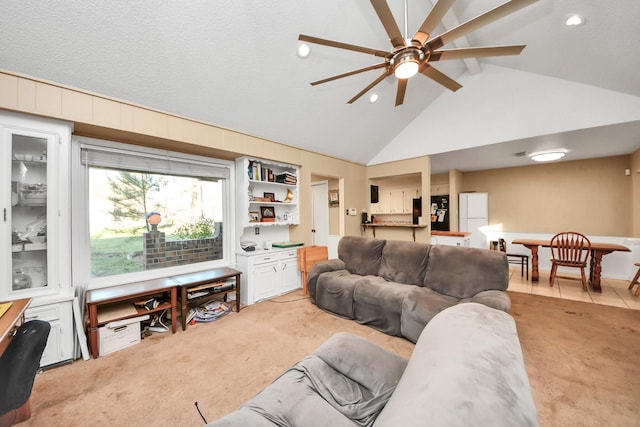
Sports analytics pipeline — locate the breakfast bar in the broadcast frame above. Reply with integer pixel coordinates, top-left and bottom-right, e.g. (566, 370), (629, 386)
(361, 222), (428, 241)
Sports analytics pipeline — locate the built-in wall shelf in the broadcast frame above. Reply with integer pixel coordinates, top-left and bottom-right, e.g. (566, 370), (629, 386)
(235, 156), (299, 230)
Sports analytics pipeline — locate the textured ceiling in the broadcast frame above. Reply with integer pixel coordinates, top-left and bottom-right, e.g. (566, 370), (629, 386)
(1, 0), (639, 169)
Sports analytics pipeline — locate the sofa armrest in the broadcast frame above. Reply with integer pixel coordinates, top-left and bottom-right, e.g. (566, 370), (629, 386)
(374, 303), (538, 427)
(313, 332), (407, 396)
(470, 290), (511, 312)
(307, 259), (346, 302)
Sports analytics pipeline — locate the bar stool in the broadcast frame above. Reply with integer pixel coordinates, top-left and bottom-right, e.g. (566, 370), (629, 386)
(628, 262), (640, 296)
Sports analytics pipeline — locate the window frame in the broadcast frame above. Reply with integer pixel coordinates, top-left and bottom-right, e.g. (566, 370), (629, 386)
(71, 136), (236, 290)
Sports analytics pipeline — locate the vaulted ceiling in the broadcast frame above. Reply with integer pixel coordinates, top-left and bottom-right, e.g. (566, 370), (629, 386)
(1, 0), (639, 172)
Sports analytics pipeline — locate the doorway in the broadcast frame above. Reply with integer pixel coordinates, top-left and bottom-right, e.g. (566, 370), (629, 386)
(311, 180), (329, 246)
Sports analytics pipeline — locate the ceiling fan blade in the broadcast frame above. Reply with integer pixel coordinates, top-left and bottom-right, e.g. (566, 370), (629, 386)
(370, 0), (406, 48)
(421, 65), (462, 92)
(427, 0), (538, 51)
(311, 63), (388, 86)
(347, 70), (392, 104)
(430, 45), (526, 61)
(395, 78), (408, 106)
(412, 0), (455, 46)
(299, 34), (390, 58)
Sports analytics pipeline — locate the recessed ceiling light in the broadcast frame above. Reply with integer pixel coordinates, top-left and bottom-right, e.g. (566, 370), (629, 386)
(529, 150), (567, 162)
(369, 93), (379, 103)
(565, 14), (585, 26)
(297, 44), (310, 58)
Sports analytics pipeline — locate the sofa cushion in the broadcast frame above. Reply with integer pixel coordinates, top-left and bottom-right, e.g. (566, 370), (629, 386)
(316, 270), (366, 319)
(338, 236), (385, 276)
(241, 368), (363, 427)
(423, 245), (509, 299)
(307, 259), (347, 303)
(378, 240), (430, 285)
(353, 279), (408, 336)
(400, 287), (458, 343)
(471, 289), (512, 312)
(313, 332), (408, 398)
(373, 303), (538, 427)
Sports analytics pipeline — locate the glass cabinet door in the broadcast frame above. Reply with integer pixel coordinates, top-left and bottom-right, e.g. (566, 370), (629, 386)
(10, 132), (50, 293)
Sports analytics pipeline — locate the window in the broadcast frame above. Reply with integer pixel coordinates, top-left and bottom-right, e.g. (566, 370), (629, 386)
(72, 137), (234, 289)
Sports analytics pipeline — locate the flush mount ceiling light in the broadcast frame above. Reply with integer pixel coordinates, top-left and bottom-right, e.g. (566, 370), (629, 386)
(529, 150), (567, 162)
(565, 14), (585, 26)
(369, 93), (379, 103)
(297, 43), (311, 58)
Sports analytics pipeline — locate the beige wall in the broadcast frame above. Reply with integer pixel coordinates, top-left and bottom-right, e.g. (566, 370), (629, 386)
(300, 152), (365, 241)
(2, 70), (637, 242)
(462, 155), (634, 236)
(448, 169), (463, 231)
(0, 70), (366, 247)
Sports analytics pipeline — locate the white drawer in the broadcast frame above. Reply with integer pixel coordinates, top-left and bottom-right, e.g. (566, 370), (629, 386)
(280, 250), (298, 260)
(253, 254), (278, 265)
(25, 304), (60, 322)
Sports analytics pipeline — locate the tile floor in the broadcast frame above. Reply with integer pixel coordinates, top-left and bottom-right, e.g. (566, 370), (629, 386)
(507, 268), (640, 310)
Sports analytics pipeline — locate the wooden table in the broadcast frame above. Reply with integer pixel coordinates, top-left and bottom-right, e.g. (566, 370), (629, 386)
(512, 239), (631, 292)
(85, 278), (178, 358)
(297, 246), (328, 295)
(172, 267), (241, 331)
(0, 298), (32, 355)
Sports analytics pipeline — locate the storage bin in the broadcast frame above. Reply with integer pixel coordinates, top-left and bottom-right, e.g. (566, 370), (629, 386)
(98, 320), (141, 356)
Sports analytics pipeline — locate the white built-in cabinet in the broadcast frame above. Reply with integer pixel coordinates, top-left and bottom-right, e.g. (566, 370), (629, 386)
(236, 249), (300, 306)
(234, 156), (301, 306)
(371, 187), (421, 214)
(0, 111), (74, 367)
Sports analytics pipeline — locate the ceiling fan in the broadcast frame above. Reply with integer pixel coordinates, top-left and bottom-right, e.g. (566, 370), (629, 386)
(299, 0), (538, 106)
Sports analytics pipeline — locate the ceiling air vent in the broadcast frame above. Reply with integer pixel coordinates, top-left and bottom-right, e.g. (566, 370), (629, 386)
(514, 152), (527, 157)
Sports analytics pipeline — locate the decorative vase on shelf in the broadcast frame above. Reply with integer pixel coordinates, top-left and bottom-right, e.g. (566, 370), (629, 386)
(283, 189), (294, 203)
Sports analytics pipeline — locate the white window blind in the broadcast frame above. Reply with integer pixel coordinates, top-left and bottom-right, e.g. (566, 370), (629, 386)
(80, 144), (230, 179)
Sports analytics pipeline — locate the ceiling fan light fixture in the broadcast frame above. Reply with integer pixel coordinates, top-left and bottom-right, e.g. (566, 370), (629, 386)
(529, 150), (567, 162)
(393, 50), (421, 79)
(369, 93), (379, 103)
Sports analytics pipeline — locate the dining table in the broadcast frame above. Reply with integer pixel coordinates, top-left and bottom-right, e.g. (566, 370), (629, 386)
(511, 239), (631, 292)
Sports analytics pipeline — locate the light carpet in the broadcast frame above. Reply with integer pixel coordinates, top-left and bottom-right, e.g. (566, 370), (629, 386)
(20, 290), (640, 426)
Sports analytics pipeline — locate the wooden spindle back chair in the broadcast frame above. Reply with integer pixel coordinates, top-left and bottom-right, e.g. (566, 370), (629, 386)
(549, 232), (591, 290)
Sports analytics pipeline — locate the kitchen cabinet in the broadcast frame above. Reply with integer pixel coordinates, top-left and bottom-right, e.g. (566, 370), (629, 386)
(1, 111), (74, 367)
(403, 187), (421, 214)
(236, 248), (300, 305)
(370, 187), (421, 214)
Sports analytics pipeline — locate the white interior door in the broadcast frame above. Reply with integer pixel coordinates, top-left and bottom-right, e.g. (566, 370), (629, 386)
(311, 181), (329, 246)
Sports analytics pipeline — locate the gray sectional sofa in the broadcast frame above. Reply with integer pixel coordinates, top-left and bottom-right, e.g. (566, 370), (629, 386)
(307, 236), (511, 342)
(206, 303), (538, 426)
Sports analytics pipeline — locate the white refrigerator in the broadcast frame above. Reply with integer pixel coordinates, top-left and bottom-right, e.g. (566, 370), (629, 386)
(459, 193), (489, 249)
